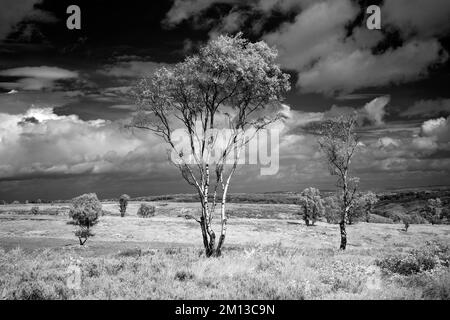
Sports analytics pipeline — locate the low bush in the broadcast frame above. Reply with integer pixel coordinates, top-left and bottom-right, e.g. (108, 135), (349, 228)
(376, 242), (450, 275)
(137, 204), (156, 218)
(30, 206), (39, 215)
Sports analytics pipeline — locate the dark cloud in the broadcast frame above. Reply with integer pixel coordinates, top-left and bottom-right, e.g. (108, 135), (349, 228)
(401, 99), (450, 118)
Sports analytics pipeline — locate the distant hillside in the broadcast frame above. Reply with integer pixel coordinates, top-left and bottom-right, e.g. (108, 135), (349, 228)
(372, 189), (450, 224)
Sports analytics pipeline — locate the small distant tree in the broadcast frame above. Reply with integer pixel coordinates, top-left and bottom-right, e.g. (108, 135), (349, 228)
(298, 187), (324, 226)
(137, 204), (156, 218)
(36, 199), (42, 204)
(12, 200), (20, 204)
(131, 33), (290, 257)
(323, 196), (340, 224)
(0, 200), (6, 205)
(402, 215), (410, 232)
(425, 198), (443, 225)
(69, 193), (102, 245)
(361, 191), (378, 222)
(442, 206), (450, 224)
(348, 191), (378, 224)
(30, 206), (39, 215)
(316, 115), (360, 250)
(119, 194), (131, 217)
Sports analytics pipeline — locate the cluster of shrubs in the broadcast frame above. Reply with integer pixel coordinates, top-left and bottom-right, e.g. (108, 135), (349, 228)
(296, 188), (379, 226)
(65, 193), (159, 245)
(137, 204), (156, 218)
(376, 242), (450, 275)
(296, 186), (449, 227)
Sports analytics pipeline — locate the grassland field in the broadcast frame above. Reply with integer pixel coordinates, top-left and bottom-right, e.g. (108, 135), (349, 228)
(0, 200), (449, 299)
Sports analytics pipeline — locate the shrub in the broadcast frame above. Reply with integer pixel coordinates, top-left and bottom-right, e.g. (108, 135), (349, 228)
(376, 242), (450, 275)
(30, 206), (39, 215)
(12, 200), (20, 204)
(298, 187), (324, 226)
(348, 191), (378, 224)
(174, 270), (195, 281)
(423, 198), (443, 224)
(69, 193), (102, 245)
(119, 194), (130, 217)
(137, 203), (156, 218)
(323, 196), (340, 224)
(403, 217), (410, 232)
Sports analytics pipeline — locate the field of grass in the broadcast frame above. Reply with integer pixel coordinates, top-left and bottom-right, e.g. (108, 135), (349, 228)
(0, 201), (449, 300)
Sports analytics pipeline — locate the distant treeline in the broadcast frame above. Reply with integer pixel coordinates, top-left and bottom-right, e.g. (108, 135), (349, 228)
(132, 193), (302, 204)
(3, 189), (449, 206)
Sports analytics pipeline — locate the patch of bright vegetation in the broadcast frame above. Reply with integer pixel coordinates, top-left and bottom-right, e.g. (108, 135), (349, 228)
(0, 243), (448, 300)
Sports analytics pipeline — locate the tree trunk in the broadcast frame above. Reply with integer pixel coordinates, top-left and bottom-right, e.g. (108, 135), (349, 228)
(305, 217), (310, 226)
(339, 219), (347, 250)
(215, 179), (230, 257)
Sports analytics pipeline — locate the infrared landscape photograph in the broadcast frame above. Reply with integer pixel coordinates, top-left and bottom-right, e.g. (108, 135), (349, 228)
(0, 0), (449, 306)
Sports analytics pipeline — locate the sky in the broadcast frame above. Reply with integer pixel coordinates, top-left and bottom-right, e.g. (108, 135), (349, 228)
(1, 0), (450, 201)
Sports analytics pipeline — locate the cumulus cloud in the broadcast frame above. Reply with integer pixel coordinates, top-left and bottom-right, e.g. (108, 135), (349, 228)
(322, 96), (390, 125)
(0, 107), (168, 180)
(420, 117), (450, 141)
(0, 66), (78, 91)
(377, 137), (400, 148)
(296, 39), (447, 94)
(363, 96), (390, 126)
(263, 0), (357, 71)
(162, 0), (450, 94)
(262, 0), (449, 94)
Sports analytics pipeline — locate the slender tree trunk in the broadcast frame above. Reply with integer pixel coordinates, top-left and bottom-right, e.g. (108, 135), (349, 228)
(339, 219), (347, 250)
(340, 172), (349, 250)
(215, 176), (231, 257)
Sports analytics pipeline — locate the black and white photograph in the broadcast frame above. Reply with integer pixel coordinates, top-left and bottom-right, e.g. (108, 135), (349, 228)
(0, 0), (449, 306)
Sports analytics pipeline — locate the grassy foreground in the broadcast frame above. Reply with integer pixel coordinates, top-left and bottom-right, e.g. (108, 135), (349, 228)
(0, 201), (449, 299)
(1, 242), (449, 300)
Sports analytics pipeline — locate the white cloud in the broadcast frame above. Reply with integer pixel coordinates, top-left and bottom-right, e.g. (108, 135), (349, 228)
(363, 96), (390, 126)
(0, 107), (168, 179)
(377, 137), (400, 148)
(262, 0), (449, 94)
(420, 117), (450, 141)
(322, 96), (390, 125)
(263, 0), (357, 71)
(296, 39), (447, 94)
(0, 66), (78, 91)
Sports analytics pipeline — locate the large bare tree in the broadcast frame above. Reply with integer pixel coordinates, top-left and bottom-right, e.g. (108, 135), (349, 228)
(316, 115), (360, 250)
(131, 34), (290, 257)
